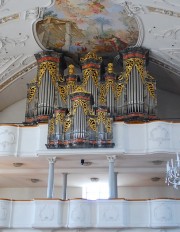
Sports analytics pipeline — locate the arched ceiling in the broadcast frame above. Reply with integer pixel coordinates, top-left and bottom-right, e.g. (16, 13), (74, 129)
(1, 0), (180, 111)
(1, 1), (180, 192)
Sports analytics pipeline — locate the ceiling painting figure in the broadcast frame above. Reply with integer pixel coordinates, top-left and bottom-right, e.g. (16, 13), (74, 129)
(36, 0), (139, 55)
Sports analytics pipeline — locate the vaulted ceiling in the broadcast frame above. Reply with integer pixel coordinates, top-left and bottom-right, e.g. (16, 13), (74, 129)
(1, 0), (180, 192)
(1, 0), (180, 111)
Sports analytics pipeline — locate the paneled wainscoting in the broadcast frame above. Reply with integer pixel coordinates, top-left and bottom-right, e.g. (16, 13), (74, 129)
(0, 198), (178, 230)
(0, 121), (180, 156)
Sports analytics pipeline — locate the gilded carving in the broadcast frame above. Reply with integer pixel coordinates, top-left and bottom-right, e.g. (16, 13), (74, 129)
(82, 68), (99, 87)
(73, 100), (88, 115)
(106, 118), (112, 133)
(68, 64), (75, 75)
(80, 52), (102, 62)
(88, 118), (97, 132)
(99, 83), (106, 105)
(116, 83), (124, 98)
(106, 79), (115, 92)
(64, 118), (71, 132)
(125, 58), (144, 81)
(27, 84), (37, 102)
(124, 58), (156, 98)
(55, 112), (65, 124)
(97, 111), (106, 125)
(145, 73), (156, 98)
(38, 61), (58, 87)
(49, 118), (55, 135)
(58, 85), (67, 103)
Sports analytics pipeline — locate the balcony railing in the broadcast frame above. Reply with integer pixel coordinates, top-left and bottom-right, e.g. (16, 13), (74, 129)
(0, 121), (180, 156)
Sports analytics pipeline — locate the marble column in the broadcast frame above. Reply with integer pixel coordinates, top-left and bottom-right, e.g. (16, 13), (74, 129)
(114, 172), (118, 198)
(62, 173), (68, 200)
(47, 157), (56, 198)
(107, 155), (116, 199)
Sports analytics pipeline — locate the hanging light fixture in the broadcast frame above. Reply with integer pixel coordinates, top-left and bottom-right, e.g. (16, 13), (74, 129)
(165, 153), (180, 189)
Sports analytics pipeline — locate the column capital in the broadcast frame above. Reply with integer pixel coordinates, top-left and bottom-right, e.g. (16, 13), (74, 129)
(106, 155), (116, 162)
(47, 157), (56, 164)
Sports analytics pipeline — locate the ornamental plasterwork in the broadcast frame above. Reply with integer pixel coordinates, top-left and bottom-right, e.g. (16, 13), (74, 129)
(101, 205), (120, 222)
(39, 204), (54, 221)
(0, 56), (18, 69)
(0, 62), (37, 91)
(0, 13), (19, 24)
(150, 55), (180, 76)
(149, 125), (170, 146)
(157, 49), (180, 68)
(0, 35), (29, 55)
(70, 204), (86, 222)
(20, 55), (36, 66)
(162, 0), (180, 8)
(150, 48), (180, 72)
(0, 201), (8, 221)
(0, 129), (15, 149)
(153, 27), (180, 39)
(164, 49), (180, 59)
(121, 1), (147, 15)
(0, 55), (21, 81)
(0, 55), (35, 84)
(0, 0), (8, 9)
(154, 203), (172, 222)
(119, 2), (144, 46)
(147, 6), (180, 17)
(25, 7), (43, 20)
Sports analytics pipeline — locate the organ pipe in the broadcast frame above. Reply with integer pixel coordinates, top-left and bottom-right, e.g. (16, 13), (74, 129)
(25, 48), (157, 149)
(115, 47), (157, 121)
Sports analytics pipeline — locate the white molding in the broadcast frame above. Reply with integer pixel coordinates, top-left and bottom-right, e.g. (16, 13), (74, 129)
(1, 121), (180, 156)
(0, 199), (178, 229)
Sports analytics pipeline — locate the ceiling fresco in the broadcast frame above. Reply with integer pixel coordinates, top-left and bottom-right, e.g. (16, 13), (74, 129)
(36, 0), (139, 55)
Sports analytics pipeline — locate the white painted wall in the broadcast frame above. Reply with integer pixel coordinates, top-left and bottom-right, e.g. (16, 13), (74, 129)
(1, 89), (180, 123)
(0, 229), (179, 232)
(118, 186), (180, 199)
(0, 92), (180, 201)
(157, 89), (180, 119)
(0, 186), (179, 200)
(0, 187), (82, 200)
(0, 99), (26, 123)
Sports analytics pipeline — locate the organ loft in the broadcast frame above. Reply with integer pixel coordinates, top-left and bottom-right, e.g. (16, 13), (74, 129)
(25, 47), (157, 148)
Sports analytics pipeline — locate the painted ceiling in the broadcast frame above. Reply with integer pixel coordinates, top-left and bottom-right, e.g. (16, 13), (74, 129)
(1, 0), (180, 190)
(36, 0), (138, 54)
(1, 0), (180, 108)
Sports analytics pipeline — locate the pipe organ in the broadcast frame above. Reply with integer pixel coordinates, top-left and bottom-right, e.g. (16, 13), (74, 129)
(115, 47), (157, 121)
(99, 63), (117, 116)
(81, 52), (102, 108)
(25, 51), (63, 123)
(25, 47), (157, 148)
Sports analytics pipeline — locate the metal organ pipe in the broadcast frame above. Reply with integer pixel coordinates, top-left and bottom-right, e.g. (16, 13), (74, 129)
(114, 47), (157, 121)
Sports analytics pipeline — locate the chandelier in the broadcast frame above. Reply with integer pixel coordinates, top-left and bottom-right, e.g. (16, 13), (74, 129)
(166, 153), (180, 189)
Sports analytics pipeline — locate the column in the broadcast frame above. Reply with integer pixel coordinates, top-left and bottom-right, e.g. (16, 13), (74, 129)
(62, 173), (68, 200)
(47, 157), (56, 198)
(107, 155), (116, 199)
(114, 172), (118, 198)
